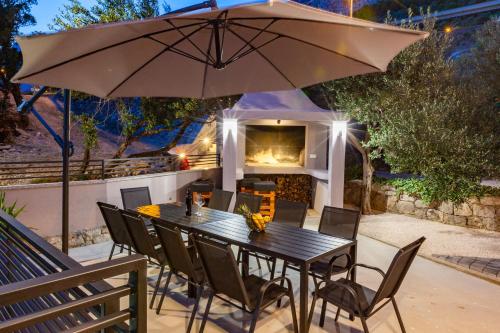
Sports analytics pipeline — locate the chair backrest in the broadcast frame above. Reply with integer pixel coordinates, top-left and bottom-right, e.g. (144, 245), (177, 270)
(207, 189), (234, 212)
(192, 234), (250, 306)
(152, 221), (199, 281)
(233, 192), (262, 214)
(273, 199), (308, 228)
(120, 187), (152, 210)
(370, 237), (425, 310)
(318, 206), (361, 241)
(120, 210), (159, 260)
(97, 202), (132, 246)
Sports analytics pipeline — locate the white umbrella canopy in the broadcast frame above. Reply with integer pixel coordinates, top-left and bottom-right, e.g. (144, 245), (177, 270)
(12, 0), (427, 99)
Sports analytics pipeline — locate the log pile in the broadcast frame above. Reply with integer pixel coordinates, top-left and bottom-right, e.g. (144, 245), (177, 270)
(240, 174), (313, 205)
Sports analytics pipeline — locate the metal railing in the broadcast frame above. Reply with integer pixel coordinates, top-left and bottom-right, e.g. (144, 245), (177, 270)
(0, 209), (148, 332)
(0, 153), (220, 184)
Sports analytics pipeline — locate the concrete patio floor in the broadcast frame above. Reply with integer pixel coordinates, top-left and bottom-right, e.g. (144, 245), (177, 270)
(70, 215), (500, 333)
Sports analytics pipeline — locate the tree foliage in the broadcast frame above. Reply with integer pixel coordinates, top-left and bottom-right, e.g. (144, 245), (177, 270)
(311, 13), (499, 204)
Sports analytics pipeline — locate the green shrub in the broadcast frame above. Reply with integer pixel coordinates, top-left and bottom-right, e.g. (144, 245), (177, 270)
(0, 191), (25, 218)
(386, 177), (500, 204)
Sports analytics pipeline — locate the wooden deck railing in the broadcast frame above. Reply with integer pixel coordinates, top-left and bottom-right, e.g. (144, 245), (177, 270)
(0, 209), (148, 332)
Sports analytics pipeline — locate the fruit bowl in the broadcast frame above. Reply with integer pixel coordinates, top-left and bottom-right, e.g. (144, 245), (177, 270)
(236, 204), (271, 232)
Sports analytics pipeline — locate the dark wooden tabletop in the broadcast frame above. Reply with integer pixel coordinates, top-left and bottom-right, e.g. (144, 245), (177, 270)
(140, 203), (238, 231)
(193, 218), (355, 265)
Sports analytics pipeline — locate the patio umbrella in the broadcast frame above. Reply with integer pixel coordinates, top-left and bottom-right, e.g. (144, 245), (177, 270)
(12, 0), (427, 98)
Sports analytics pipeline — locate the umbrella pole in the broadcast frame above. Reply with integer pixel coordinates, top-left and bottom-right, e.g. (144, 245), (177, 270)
(62, 89), (71, 254)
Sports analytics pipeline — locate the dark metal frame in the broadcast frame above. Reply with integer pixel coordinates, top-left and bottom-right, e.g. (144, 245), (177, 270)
(191, 234), (298, 333)
(0, 208), (147, 332)
(308, 237), (426, 333)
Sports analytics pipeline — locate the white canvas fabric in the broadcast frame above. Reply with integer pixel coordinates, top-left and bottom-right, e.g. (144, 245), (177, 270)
(12, 1), (427, 98)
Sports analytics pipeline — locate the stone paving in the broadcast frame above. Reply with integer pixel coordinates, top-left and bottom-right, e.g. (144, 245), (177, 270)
(358, 212), (500, 281)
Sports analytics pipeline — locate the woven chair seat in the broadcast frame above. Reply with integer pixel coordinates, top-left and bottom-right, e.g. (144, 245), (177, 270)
(310, 255), (350, 276)
(243, 275), (288, 310)
(316, 278), (376, 316)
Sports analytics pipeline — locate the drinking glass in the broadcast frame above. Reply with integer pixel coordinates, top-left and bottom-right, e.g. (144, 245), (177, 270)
(195, 195), (204, 217)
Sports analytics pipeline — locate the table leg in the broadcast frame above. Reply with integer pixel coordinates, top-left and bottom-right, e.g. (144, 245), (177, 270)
(299, 263), (310, 333)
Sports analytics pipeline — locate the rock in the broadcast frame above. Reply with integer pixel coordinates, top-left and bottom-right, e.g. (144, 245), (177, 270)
(467, 217), (483, 228)
(426, 209), (442, 221)
(479, 196), (500, 206)
(415, 199), (428, 209)
(438, 201), (454, 215)
(396, 200), (415, 214)
(0, 145), (12, 150)
(454, 202), (472, 217)
(414, 208), (427, 219)
(371, 192), (387, 211)
(472, 204), (495, 218)
(387, 196), (398, 212)
(399, 194), (415, 202)
(482, 218), (497, 231)
(442, 214), (465, 226)
(385, 190), (397, 196)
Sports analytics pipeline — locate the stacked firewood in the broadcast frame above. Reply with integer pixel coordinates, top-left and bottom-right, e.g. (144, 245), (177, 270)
(243, 174), (312, 205)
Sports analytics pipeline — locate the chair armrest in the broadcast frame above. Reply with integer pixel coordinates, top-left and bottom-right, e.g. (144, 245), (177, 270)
(314, 279), (363, 314)
(325, 253), (352, 276)
(348, 263), (385, 278)
(255, 276), (294, 310)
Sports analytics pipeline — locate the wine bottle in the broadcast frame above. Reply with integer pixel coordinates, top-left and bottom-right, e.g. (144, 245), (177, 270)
(185, 189), (192, 216)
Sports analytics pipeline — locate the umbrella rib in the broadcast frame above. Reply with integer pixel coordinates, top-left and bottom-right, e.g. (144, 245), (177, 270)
(201, 27), (215, 99)
(230, 21), (382, 71)
(147, 36), (209, 64)
(164, 19), (215, 63)
(14, 21), (208, 81)
(225, 18), (277, 64)
(105, 23), (210, 97)
(224, 35), (281, 66)
(226, 27), (296, 89)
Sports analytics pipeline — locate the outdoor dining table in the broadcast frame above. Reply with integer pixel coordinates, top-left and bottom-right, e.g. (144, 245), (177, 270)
(138, 203), (356, 333)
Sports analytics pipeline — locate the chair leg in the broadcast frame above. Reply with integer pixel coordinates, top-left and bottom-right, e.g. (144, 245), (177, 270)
(307, 290), (318, 331)
(288, 290), (299, 333)
(199, 292), (214, 333)
(156, 271), (173, 314)
(237, 247), (242, 263)
(108, 243), (116, 260)
(150, 266), (165, 309)
(248, 308), (260, 333)
(255, 253), (262, 270)
(269, 258), (277, 280)
(334, 307), (341, 321)
(277, 262), (288, 308)
(119, 244), (124, 254)
(319, 299), (328, 327)
(392, 298), (406, 333)
(128, 244), (132, 255)
(360, 317), (370, 333)
(187, 285), (203, 333)
(265, 257), (272, 271)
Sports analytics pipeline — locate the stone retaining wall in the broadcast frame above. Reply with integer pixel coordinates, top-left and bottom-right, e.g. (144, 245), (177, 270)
(344, 180), (500, 231)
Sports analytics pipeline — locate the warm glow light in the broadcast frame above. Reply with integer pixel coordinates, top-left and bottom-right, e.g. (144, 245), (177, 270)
(444, 26), (453, 34)
(179, 152), (186, 159)
(203, 137), (210, 145)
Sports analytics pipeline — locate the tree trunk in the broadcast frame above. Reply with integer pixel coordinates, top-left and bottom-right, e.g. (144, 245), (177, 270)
(127, 120), (191, 158)
(113, 136), (136, 159)
(347, 132), (373, 214)
(81, 148), (90, 174)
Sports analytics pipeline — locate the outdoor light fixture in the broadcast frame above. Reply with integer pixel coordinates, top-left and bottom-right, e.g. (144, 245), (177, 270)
(179, 152), (186, 159)
(277, 120), (281, 124)
(444, 26), (453, 33)
(203, 137), (210, 144)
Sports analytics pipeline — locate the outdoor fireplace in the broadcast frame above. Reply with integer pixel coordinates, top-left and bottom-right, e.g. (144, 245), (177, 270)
(245, 125), (306, 167)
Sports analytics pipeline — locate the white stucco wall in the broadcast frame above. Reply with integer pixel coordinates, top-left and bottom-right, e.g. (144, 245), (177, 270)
(1, 168), (221, 237)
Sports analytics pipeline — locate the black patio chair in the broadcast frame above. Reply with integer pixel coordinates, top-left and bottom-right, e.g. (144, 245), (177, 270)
(120, 186), (152, 210)
(244, 199), (309, 278)
(273, 199), (308, 228)
(308, 237), (426, 333)
(207, 189), (234, 212)
(233, 192), (262, 214)
(191, 234), (298, 333)
(97, 201), (134, 260)
(278, 206), (360, 313)
(152, 222), (205, 332)
(121, 210), (167, 309)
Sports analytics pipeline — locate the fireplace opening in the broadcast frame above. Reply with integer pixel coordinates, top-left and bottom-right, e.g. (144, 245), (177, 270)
(245, 125), (306, 167)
